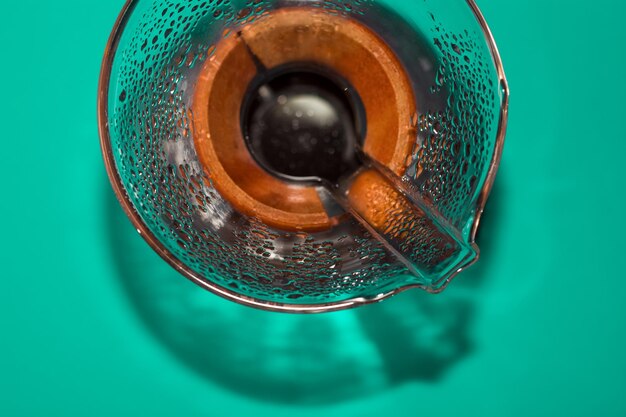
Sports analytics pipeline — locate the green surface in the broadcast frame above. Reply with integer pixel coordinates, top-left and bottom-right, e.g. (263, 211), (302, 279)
(1, 0), (625, 416)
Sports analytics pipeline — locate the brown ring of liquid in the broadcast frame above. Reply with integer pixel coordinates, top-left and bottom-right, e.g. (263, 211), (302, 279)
(192, 7), (416, 232)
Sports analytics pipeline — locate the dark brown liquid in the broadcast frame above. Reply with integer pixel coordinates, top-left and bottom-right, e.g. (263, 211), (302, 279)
(241, 66), (365, 183)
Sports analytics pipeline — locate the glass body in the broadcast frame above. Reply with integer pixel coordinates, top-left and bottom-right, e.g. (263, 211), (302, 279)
(99, 0), (508, 312)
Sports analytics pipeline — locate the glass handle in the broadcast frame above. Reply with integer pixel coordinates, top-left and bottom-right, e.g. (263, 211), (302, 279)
(334, 165), (478, 289)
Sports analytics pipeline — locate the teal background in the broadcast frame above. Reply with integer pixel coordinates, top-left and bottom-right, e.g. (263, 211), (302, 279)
(1, 0), (625, 415)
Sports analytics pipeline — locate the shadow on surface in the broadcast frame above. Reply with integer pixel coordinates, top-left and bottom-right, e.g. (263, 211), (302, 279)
(106, 180), (503, 404)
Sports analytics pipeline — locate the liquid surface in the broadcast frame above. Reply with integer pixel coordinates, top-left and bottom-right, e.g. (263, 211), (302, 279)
(242, 69), (363, 183)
